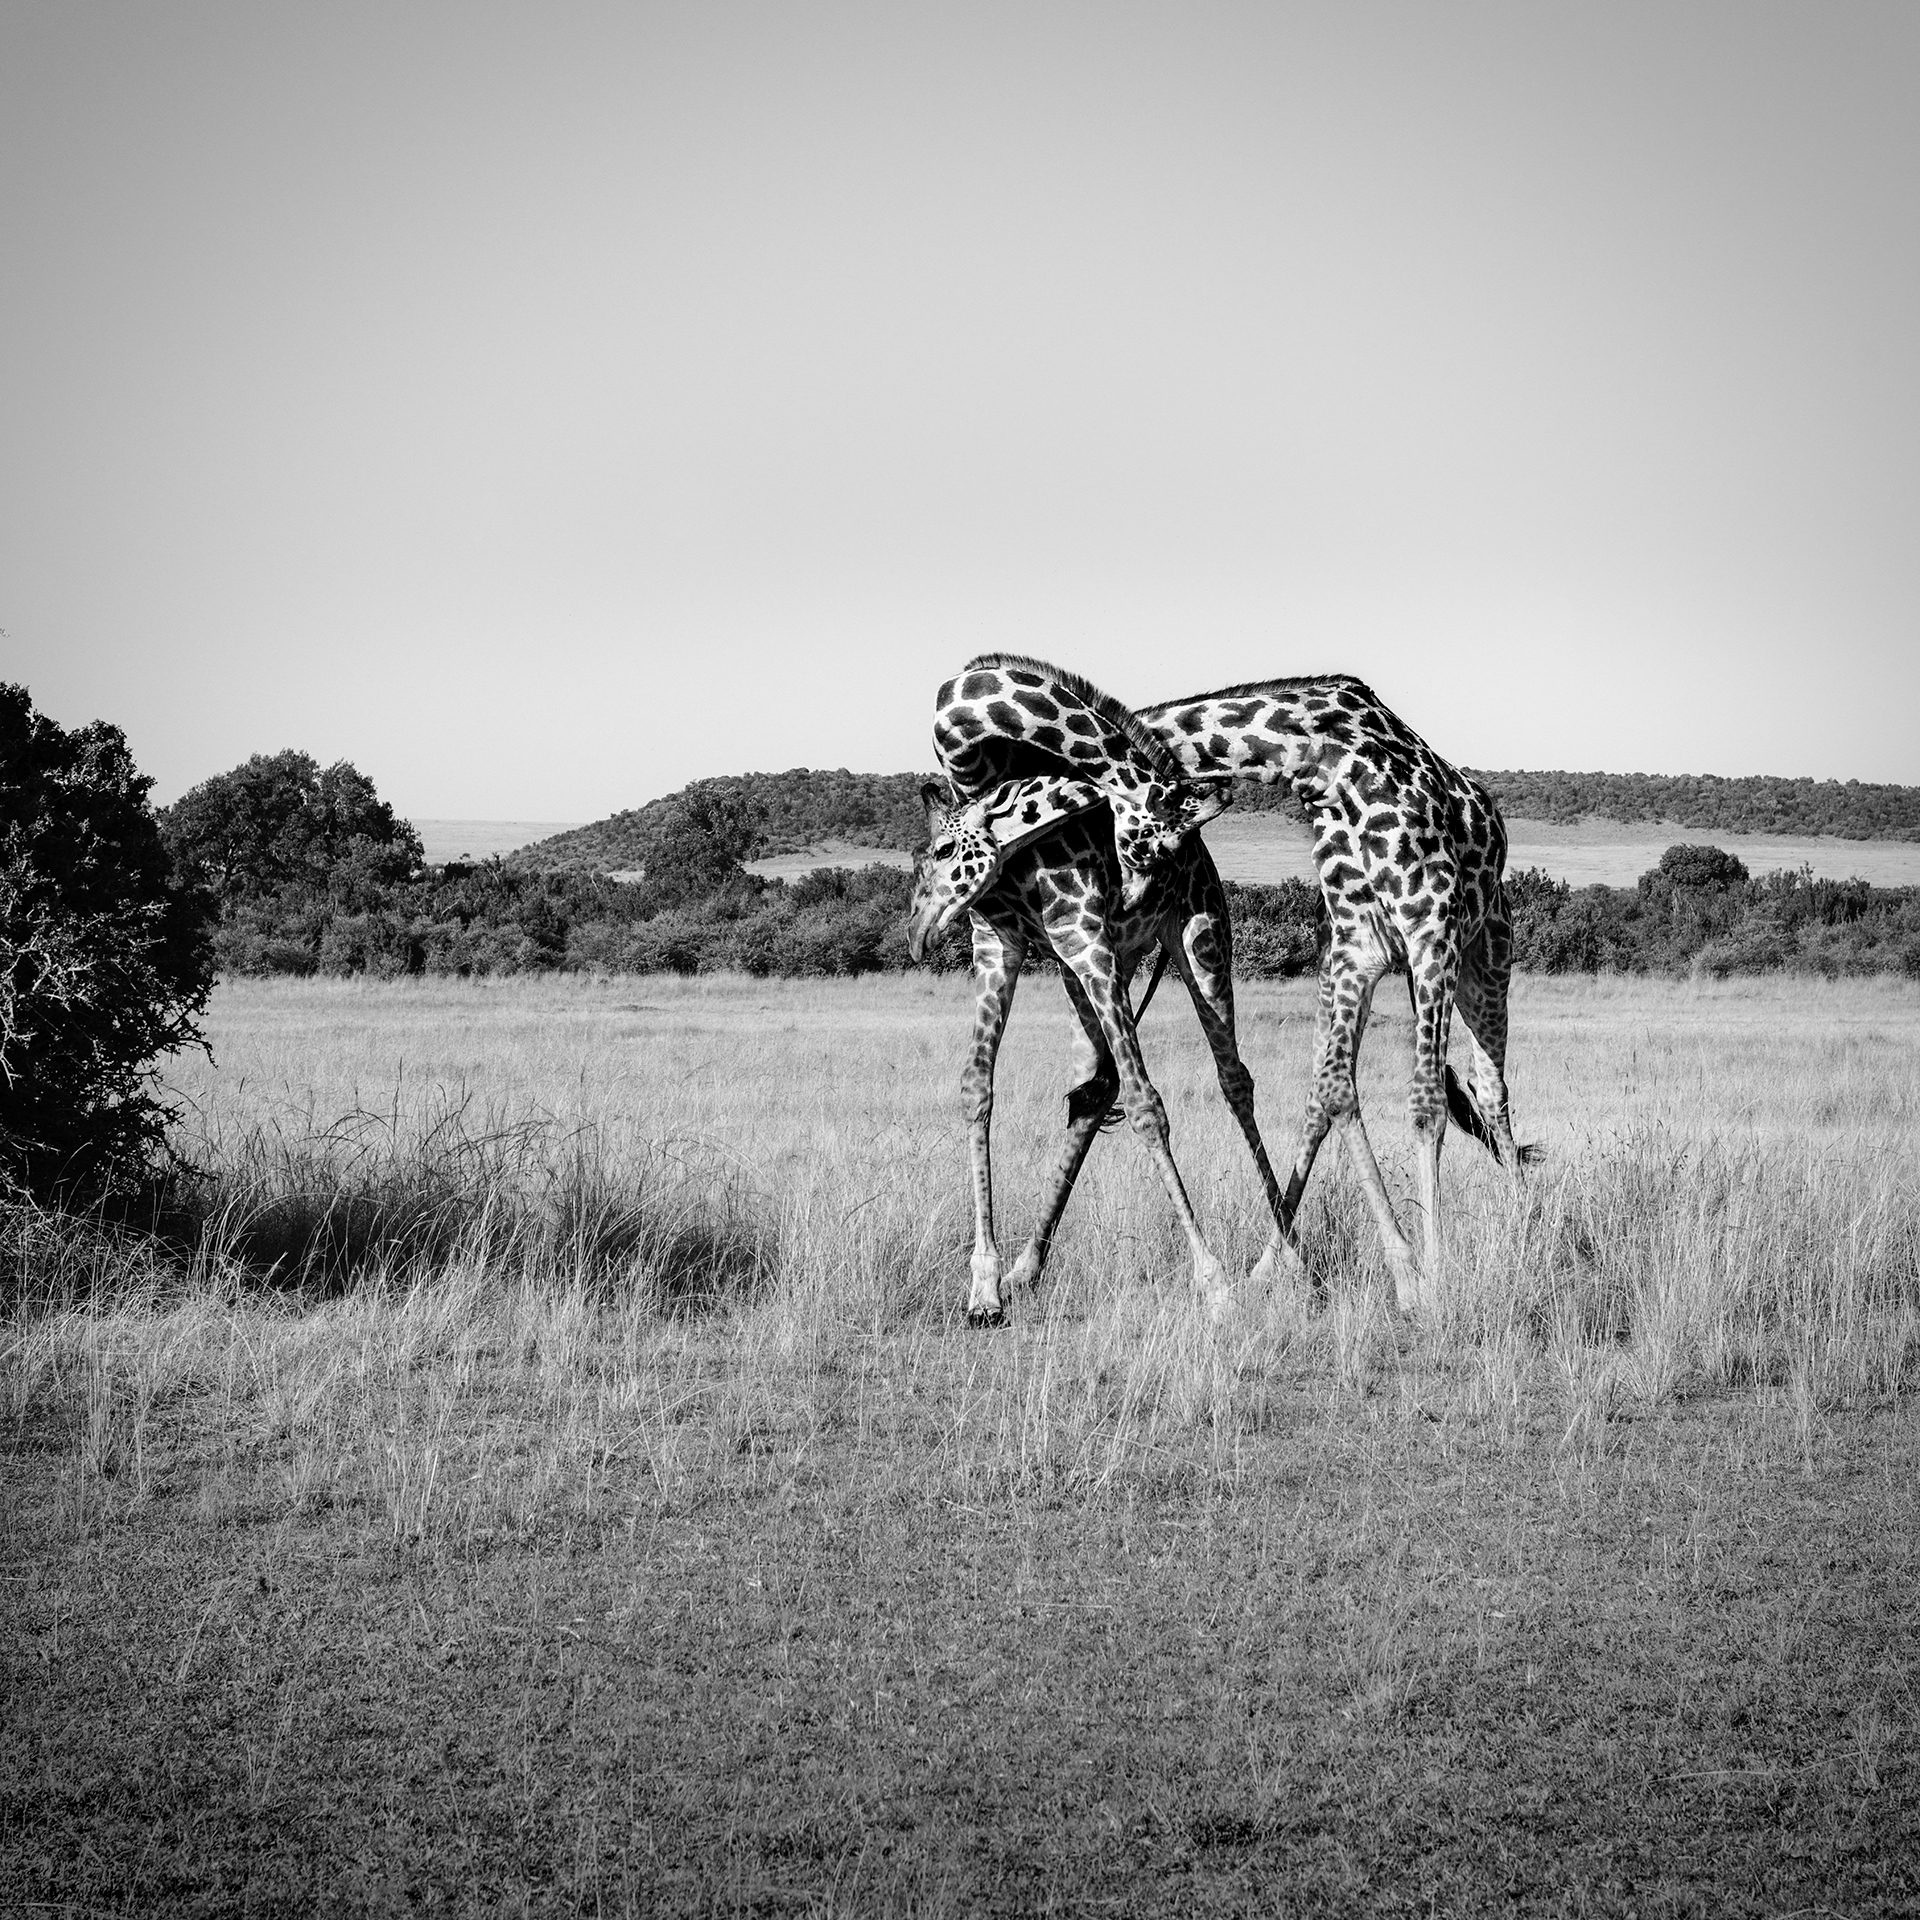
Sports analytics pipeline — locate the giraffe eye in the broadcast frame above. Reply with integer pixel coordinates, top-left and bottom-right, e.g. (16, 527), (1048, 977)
(932, 838), (955, 859)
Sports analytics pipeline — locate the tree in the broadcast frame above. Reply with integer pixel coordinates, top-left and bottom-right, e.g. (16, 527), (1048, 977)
(1640, 843), (1750, 897)
(637, 783), (768, 909)
(160, 749), (423, 906)
(0, 684), (216, 1199)
(1637, 842), (1751, 950)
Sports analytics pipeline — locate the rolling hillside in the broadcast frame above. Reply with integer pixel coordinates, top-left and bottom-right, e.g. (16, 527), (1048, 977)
(507, 764), (1920, 873)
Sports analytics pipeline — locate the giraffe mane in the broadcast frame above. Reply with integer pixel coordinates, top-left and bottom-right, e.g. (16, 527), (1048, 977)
(1140, 671), (1382, 708)
(962, 652), (1190, 783)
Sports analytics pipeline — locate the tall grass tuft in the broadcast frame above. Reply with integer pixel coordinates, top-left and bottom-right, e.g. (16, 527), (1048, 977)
(178, 1094), (778, 1311)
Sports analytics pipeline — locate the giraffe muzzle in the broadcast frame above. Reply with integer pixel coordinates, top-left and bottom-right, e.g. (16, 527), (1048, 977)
(905, 892), (962, 964)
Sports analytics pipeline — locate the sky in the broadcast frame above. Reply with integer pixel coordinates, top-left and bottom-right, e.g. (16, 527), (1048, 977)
(3, 1), (1917, 819)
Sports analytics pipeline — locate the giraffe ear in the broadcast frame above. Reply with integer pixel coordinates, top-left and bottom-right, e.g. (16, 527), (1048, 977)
(919, 781), (952, 831)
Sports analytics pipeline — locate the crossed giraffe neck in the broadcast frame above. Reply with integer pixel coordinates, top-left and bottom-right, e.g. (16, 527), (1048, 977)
(932, 655), (1226, 905)
(928, 657), (1531, 1311)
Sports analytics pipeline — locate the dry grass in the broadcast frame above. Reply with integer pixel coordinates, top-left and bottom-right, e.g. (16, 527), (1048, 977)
(4, 971), (1918, 1915)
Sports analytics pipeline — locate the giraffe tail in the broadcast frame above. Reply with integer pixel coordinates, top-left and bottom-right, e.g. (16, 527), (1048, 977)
(1443, 1066), (1542, 1168)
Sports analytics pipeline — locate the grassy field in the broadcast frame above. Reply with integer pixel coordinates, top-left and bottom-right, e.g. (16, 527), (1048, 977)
(5, 972), (1919, 1915)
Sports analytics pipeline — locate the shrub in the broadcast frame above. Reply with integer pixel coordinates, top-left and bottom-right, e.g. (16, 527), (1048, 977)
(1692, 928), (1789, 979)
(1222, 879), (1325, 978)
(0, 684), (216, 1199)
(316, 911), (422, 978)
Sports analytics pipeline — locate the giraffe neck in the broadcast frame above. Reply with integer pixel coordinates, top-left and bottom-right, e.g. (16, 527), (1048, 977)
(932, 653), (1226, 901)
(972, 775), (1109, 855)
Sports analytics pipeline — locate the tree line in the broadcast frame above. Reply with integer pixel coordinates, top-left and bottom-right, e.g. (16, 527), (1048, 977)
(185, 762), (1918, 988)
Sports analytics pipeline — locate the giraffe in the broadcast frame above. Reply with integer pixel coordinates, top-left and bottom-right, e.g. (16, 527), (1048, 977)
(931, 656), (1229, 907)
(906, 781), (1294, 1327)
(931, 657), (1533, 1311)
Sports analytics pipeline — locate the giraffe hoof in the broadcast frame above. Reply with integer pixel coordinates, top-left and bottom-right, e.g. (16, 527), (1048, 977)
(965, 1305), (1008, 1330)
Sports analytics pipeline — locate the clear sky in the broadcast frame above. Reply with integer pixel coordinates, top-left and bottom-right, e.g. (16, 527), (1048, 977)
(3, 2), (1916, 818)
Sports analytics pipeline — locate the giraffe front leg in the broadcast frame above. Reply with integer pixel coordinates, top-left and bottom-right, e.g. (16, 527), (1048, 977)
(961, 915), (1024, 1328)
(1059, 952), (1232, 1320)
(1002, 1021), (1118, 1295)
(1168, 906), (1306, 1292)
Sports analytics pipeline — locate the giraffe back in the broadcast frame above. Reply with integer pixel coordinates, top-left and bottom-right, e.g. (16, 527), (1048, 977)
(1137, 676), (1509, 967)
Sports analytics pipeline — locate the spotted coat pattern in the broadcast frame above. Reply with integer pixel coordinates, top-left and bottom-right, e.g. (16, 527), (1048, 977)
(902, 775), (1111, 953)
(933, 663), (1532, 1309)
(932, 654), (1226, 906)
(907, 794), (1294, 1325)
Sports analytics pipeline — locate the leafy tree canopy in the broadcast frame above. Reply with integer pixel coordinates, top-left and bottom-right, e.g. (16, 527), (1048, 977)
(1, 683), (215, 1199)
(160, 750), (422, 905)
(636, 783), (769, 909)
(1640, 843), (1751, 897)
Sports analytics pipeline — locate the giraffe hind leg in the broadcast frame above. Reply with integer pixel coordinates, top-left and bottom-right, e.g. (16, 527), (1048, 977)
(1404, 955), (1461, 1307)
(1058, 942), (1232, 1317)
(1451, 915), (1538, 1171)
(1441, 1062), (1538, 1165)
(1291, 946), (1420, 1304)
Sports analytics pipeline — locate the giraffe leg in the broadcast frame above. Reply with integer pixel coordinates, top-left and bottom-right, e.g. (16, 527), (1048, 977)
(1404, 945), (1462, 1310)
(1285, 943), (1421, 1308)
(1164, 898), (1302, 1290)
(1450, 907), (1532, 1171)
(960, 913), (1026, 1327)
(1001, 973), (1123, 1294)
(1056, 932), (1233, 1318)
(1274, 953), (1338, 1238)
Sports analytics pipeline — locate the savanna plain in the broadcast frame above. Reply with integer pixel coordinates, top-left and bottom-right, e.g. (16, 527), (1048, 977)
(5, 970), (1919, 1917)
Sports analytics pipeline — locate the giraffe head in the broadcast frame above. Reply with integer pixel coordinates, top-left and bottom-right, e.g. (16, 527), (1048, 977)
(905, 777), (1108, 961)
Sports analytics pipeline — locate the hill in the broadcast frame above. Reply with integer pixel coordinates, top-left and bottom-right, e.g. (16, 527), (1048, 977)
(1223, 767), (1920, 839)
(1471, 770), (1918, 840)
(509, 770), (933, 873)
(508, 765), (1920, 872)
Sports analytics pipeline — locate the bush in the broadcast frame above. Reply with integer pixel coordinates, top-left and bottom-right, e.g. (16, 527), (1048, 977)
(1, 684), (216, 1199)
(316, 911), (422, 979)
(1222, 879), (1325, 978)
(1693, 928), (1789, 979)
